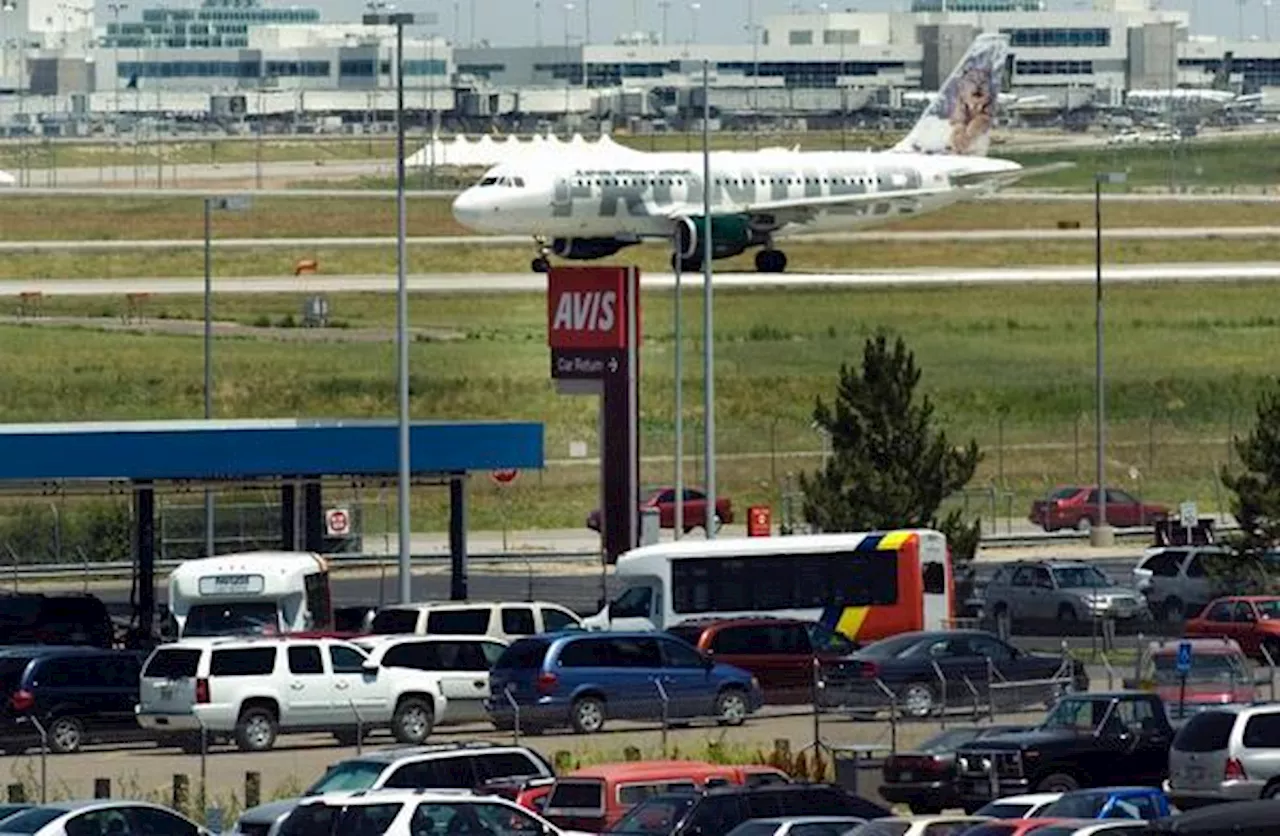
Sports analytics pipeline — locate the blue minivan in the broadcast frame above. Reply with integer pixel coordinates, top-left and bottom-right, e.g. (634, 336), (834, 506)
(485, 631), (763, 734)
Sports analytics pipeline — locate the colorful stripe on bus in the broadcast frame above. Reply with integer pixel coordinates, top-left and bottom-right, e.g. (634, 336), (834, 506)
(818, 530), (920, 643)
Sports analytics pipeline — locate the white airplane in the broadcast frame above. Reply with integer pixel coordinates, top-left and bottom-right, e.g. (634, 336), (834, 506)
(452, 33), (1041, 274)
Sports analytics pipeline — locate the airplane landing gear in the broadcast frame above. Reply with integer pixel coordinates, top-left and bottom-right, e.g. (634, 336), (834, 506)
(670, 253), (703, 273)
(755, 248), (788, 274)
(531, 237), (550, 273)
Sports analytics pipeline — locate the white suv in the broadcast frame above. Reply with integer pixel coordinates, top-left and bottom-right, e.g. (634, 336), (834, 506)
(368, 601), (581, 642)
(228, 742), (555, 836)
(277, 789), (589, 836)
(354, 635), (507, 725)
(136, 636), (447, 752)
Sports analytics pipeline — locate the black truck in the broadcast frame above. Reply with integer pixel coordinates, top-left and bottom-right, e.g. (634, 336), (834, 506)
(954, 691), (1175, 811)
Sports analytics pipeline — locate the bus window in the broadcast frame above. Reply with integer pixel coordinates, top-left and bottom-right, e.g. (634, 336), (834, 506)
(304, 572), (333, 630)
(923, 562), (946, 594)
(184, 602), (280, 637)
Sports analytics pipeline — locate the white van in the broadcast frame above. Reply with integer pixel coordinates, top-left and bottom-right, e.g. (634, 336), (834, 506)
(367, 601), (582, 642)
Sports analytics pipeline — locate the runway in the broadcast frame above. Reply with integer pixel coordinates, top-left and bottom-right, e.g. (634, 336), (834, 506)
(2, 225), (1277, 252)
(1, 261), (1279, 295)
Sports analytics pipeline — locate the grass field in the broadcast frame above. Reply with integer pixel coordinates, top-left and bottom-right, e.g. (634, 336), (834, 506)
(4, 196), (1280, 243)
(0, 281), (1268, 532)
(0, 236), (1273, 280)
(4, 129), (1280, 192)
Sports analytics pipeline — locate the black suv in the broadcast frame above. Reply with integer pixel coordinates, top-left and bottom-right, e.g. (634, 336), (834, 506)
(0, 646), (146, 754)
(606, 783), (890, 836)
(0, 594), (114, 648)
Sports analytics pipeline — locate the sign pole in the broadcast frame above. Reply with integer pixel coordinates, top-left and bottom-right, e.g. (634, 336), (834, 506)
(674, 238), (684, 540)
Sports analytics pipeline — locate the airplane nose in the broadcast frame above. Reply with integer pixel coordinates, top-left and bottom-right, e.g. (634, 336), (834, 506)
(451, 189), (485, 229)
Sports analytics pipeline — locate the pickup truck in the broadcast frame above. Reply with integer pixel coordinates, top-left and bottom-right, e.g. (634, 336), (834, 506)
(954, 691), (1175, 811)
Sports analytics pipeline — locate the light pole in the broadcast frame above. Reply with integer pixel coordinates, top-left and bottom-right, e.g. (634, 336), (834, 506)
(364, 5), (415, 603)
(562, 2), (573, 120)
(689, 2), (700, 46)
(701, 59), (716, 540)
(658, 0), (669, 44)
(203, 195), (250, 557)
(107, 3), (127, 125)
(1092, 171), (1126, 548)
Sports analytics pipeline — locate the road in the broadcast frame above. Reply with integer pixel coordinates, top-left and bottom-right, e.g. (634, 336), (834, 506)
(3, 262), (1280, 296)
(0, 706), (1042, 809)
(3, 226), (1279, 253)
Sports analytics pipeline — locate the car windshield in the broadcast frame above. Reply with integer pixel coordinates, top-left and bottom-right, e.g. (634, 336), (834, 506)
(1052, 566), (1114, 588)
(369, 609), (420, 635)
(183, 602), (280, 637)
(1148, 652), (1246, 684)
(846, 821), (910, 836)
(917, 728), (983, 753)
(304, 760), (387, 795)
(857, 633), (928, 659)
(280, 803), (404, 836)
(0, 808), (64, 835)
(1042, 698), (1111, 732)
(1255, 600), (1280, 619)
(607, 796), (696, 835)
(1042, 793), (1111, 818)
(974, 802), (1034, 819)
(1049, 487), (1081, 500)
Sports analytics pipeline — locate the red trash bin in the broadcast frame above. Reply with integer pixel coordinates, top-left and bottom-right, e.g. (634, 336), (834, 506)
(747, 505), (771, 537)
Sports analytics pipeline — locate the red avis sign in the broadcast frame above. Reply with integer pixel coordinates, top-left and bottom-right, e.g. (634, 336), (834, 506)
(547, 268), (637, 350)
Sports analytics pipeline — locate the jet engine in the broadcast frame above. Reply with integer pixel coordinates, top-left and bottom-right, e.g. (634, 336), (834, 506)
(551, 237), (637, 260)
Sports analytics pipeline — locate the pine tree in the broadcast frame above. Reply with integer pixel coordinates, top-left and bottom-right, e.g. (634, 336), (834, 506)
(800, 334), (982, 560)
(1223, 380), (1280, 554)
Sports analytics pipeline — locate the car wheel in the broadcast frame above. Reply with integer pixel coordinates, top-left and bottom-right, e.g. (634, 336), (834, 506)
(570, 695), (606, 734)
(1263, 638), (1280, 664)
(1058, 604), (1078, 622)
(391, 697), (434, 745)
(234, 706), (278, 752)
(900, 682), (936, 718)
(1263, 781), (1280, 800)
(1037, 772), (1080, 793)
(714, 688), (748, 726)
(1162, 597), (1185, 624)
(47, 716), (83, 754)
(1076, 517), (1093, 534)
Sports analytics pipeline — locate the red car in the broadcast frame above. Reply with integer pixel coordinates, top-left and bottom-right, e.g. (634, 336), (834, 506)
(1185, 596), (1280, 660)
(586, 486), (733, 534)
(1128, 637), (1255, 715)
(1030, 485), (1169, 532)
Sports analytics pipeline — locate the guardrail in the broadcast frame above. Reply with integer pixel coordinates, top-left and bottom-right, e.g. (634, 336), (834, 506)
(0, 550), (600, 584)
(0, 522), (1238, 584)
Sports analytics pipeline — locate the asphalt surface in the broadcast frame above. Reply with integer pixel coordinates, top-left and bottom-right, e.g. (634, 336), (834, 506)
(2, 262), (1280, 297)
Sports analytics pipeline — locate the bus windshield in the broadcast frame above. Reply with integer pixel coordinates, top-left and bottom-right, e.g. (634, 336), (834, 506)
(184, 602), (280, 637)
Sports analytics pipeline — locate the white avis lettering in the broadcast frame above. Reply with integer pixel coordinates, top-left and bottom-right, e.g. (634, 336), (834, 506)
(552, 290), (617, 333)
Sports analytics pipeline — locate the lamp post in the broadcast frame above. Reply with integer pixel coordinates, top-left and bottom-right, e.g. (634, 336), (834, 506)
(364, 5), (415, 603)
(1092, 171), (1126, 548)
(203, 195), (250, 557)
(689, 2), (700, 46)
(701, 59), (716, 540)
(562, 2), (573, 120)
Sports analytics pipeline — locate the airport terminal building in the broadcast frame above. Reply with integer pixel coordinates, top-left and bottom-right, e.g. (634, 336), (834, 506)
(0, 0), (1275, 133)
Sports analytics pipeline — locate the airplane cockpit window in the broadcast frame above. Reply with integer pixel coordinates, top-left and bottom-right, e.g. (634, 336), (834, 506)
(479, 176), (499, 186)
(513, 177), (526, 187)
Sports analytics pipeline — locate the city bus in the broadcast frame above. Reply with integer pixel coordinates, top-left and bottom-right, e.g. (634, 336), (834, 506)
(168, 551), (334, 638)
(582, 529), (951, 643)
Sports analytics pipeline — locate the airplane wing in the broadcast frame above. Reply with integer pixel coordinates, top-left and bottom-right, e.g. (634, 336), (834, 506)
(951, 161), (1075, 189)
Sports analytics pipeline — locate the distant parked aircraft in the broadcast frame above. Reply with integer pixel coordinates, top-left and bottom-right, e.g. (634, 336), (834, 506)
(0, 170), (14, 187)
